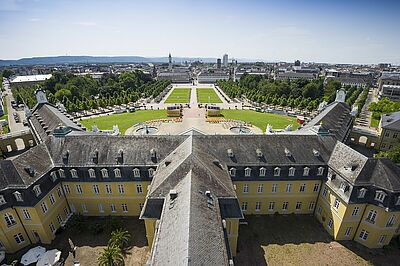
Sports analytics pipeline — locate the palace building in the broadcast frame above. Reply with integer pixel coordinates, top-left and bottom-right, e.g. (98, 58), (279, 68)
(0, 90), (399, 265)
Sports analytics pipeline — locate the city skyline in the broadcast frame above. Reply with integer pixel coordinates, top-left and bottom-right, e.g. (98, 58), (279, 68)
(0, 0), (400, 64)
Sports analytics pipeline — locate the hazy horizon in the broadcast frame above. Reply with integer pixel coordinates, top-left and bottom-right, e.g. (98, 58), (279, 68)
(1, 0), (399, 64)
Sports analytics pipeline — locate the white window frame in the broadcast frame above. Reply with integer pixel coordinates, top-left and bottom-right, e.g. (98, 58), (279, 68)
(93, 184), (100, 194)
(339, 182), (346, 191)
(63, 185), (70, 194)
(14, 191), (23, 202)
(33, 185), (41, 197)
(244, 167), (252, 177)
(317, 167), (324, 176)
(378, 235), (386, 244)
(313, 183), (320, 192)
(303, 167), (310, 176)
(70, 169), (78, 178)
(366, 209), (377, 224)
(40, 202), (48, 213)
(114, 168), (121, 178)
(58, 169), (65, 178)
(345, 227), (352, 237)
(118, 184), (125, 194)
(101, 168), (109, 178)
(50, 172), (57, 182)
(98, 203), (104, 213)
(122, 203), (128, 213)
(0, 195), (6, 205)
(282, 201), (288, 210)
(285, 183), (292, 193)
(76, 185), (83, 194)
(309, 201), (315, 210)
(105, 184), (112, 194)
(243, 184), (249, 193)
(359, 230), (369, 241)
(14, 233), (25, 244)
(352, 207), (359, 216)
(49, 222), (56, 234)
(110, 203), (116, 213)
(273, 167), (281, 176)
(259, 167), (266, 177)
(255, 202), (261, 212)
(241, 202), (248, 211)
(333, 198), (340, 209)
(268, 202), (275, 211)
(49, 194), (56, 205)
(322, 187), (328, 198)
(295, 202), (302, 210)
(5, 213), (17, 227)
(272, 184), (278, 193)
(22, 209), (31, 220)
(299, 184), (306, 192)
(136, 184), (143, 194)
(358, 188), (366, 198)
(81, 203), (88, 213)
(148, 168), (155, 177)
(386, 215), (396, 227)
(229, 167), (236, 177)
(133, 168), (141, 178)
(374, 191), (386, 203)
(257, 184), (263, 193)
(288, 167), (295, 176)
(327, 218), (333, 229)
(88, 169), (96, 178)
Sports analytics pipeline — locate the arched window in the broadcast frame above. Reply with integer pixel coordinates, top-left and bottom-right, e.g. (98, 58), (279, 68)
(114, 168), (121, 178)
(101, 168), (109, 178)
(70, 169), (78, 178)
(229, 168), (236, 177)
(88, 169), (96, 178)
(244, 167), (252, 177)
(259, 167), (266, 177)
(288, 167), (296, 176)
(303, 167), (310, 176)
(133, 168), (141, 178)
(274, 167), (281, 176)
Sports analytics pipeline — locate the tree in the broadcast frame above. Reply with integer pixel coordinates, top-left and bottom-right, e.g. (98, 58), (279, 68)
(376, 145), (400, 163)
(1, 69), (13, 79)
(109, 229), (131, 249)
(97, 245), (124, 266)
(54, 89), (72, 101)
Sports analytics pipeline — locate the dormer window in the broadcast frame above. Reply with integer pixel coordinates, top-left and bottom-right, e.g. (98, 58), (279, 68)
(339, 182), (346, 191)
(133, 168), (141, 178)
(13, 191), (23, 202)
(88, 169), (96, 178)
(33, 185), (41, 197)
(259, 167), (266, 177)
(148, 168), (155, 177)
(244, 167), (252, 177)
(116, 149), (123, 164)
(274, 167), (281, 176)
(91, 150), (99, 164)
(114, 168), (121, 178)
(101, 169), (109, 178)
(313, 149), (320, 157)
(0, 195), (6, 205)
(227, 149), (234, 158)
(50, 172), (57, 182)
(62, 150), (69, 163)
(317, 167), (324, 176)
(229, 167), (236, 177)
(256, 149), (263, 158)
(284, 148), (291, 157)
(150, 149), (156, 159)
(375, 191), (386, 203)
(70, 169), (78, 178)
(358, 188), (367, 198)
(288, 167), (296, 176)
(396, 196), (400, 205)
(58, 169), (65, 178)
(303, 167), (310, 176)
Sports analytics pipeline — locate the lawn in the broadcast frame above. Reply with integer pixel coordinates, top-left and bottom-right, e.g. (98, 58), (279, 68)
(0, 97), (9, 135)
(221, 109), (298, 131)
(80, 110), (168, 134)
(197, 88), (223, 103)
(235, 215), (399, 266)
(165, 88), (191, 103)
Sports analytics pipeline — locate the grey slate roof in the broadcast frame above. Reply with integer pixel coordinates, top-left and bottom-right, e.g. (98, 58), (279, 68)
(380, 111), (400, 131)
(302, 101), (353, 142)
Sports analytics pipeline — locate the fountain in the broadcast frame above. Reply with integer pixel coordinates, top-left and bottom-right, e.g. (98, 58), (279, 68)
(136, 124), (158, 135)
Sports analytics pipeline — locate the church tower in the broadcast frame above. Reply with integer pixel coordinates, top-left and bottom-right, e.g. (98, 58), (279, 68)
(168, 53), (172, 71)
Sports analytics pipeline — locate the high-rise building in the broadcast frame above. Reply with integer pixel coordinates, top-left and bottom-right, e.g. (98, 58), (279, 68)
(223, 54), (228, 67)
(217, 58), (221, 69)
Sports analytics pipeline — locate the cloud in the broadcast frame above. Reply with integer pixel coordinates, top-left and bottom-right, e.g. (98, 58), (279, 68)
(75, 22), (97, 27)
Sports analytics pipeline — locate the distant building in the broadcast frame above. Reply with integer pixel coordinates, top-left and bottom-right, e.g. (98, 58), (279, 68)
(197, 70), (230, 83)
(10, 74), (52, 88)
(223, 54), (228, 67)
(294, 60), (301, 66)
(168, 53), (172, 71)
(378, 72), (400, 100)
(217, 58), (221, 69)
(0, 90), (4, 116)
(157, 68), (191, 83)
(378, 111), (400, 151)
(325, 76), (368, 88)
(275, 71), (316, 81)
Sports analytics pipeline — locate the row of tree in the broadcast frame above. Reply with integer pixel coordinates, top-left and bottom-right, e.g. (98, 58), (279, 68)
(368, 98), (400, 121)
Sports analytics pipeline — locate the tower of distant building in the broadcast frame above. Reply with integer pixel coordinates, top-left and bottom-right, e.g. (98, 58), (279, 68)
(168, 53), (172, 71)
(223, 54), (228, 67)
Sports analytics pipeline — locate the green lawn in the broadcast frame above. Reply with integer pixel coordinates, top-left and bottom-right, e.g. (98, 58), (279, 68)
(370, 117), (380, 128)
(221, 109), (299, 131)
(197, 88), (222, 103)
(165, 88), (191, 103)
(80, 110), (168, 135)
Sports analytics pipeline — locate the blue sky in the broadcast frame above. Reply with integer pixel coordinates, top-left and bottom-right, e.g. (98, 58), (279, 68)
(0, 0), (399, 64)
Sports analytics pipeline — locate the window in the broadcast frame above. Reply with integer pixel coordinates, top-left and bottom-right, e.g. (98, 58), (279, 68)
(303, 167), (310, 176)
(63, 185), (70, 194)
(33, 185), (41, 197)
(114, 168), (121, 178)
(333, 198), (340, 209)
(358, 188), (366, 198)
(288, 167), (295, 176)
(274, 167), (281, 176)
(259, 167), (266, 177)
(49, 222), (56, 234)
(57, 187), (62, 198)
(229, 167), (236, 177)
(148, 168), (155, 177)
(81, 203), (88, 213)
(139, 203), (144, 211)
(122, 203), (128, 212)
(57, 214), (63, 224)
(98, 203), (104, 213)
(75, 185), (83, 194)
(255, 202), (261, 211)
(101, 168), (109, 178)
(322, 187), (328, 198)
(313, 183), (320, 192)
(70, 169), (78, 178)
(378, 235), (386, 244)
(93, 184), (100, 194)
(88, 168), (96, 178)
(58, 169), (65, 178)
(317, 206), (322, 215)
(110, 203), (116, 213)
(386, 215), (396, 227)
(40, 202), (48, 213)
(285, 183), (292, 193)
(245, 167), (252, 177)
(0, 195), (6, 205)
(345, 227), (352, 237)
(14, 233), (25, 244)
(393, 133), (398, 139)
(317, 167), (324, 176)
(64, 207), (69, 216)
(133, 168), (140, 178)
(5, 213), (17, 227)
(49, 194), (56, 205)
(299, 184), (306, 192)
(105, 184), (112, 194)
(118, 184), (125, 194)
(396, 196), (400, 205)
(359, 230), (369, 241)
(282, 202), (288, 210)
(50, 172), (58, 182)
(375, 191), (386, 203)
(243, 184), (249, 193)
(70, 204), (76, 213)
(20, 212), (31, 224)
(268, 202), (275, 211)
(339, 182), (347, 191)
(327, 218), (333, 229)
(385, 131), (390, 137)
(14, 191), (23, 202)
(136, 184), (143, 194)
(352, 207), (360, 216)
(257, 184), (263, 193)
(241, 202), (248, 211)
(309, 201), (315, 210)
(272, 184), (278, 193)
(366, 210), (377, 224)
(296, 202), (302, 210)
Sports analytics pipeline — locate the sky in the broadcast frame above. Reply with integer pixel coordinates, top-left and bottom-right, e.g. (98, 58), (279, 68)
(0, 0), (399, 64)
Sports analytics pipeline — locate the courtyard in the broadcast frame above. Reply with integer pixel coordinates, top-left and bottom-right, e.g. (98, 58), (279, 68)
(196, 87), (223, 103)
(164, 87), (191, 103)
(235, 215), (400, 266)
